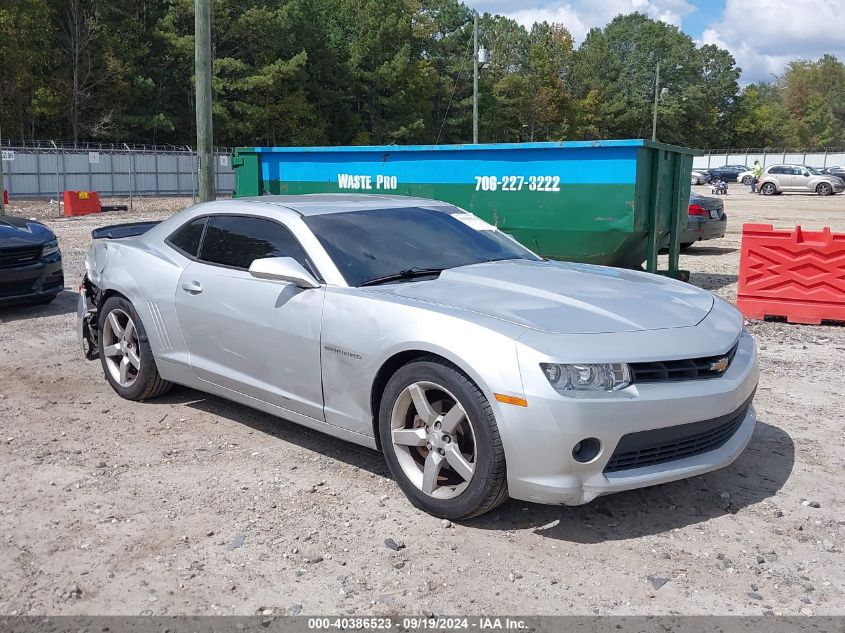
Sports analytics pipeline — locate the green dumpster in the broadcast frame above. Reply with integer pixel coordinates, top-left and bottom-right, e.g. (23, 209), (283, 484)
(232, 140), (698, 277)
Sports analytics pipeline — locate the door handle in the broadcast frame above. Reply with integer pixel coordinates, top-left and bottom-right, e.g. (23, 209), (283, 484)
(182, 281), (203, 294)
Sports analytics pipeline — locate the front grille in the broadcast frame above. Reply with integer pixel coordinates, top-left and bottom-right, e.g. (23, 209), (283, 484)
(604, 392), (754, 473)
(0, 245), (42, 268)
(629, 342), (738, 383)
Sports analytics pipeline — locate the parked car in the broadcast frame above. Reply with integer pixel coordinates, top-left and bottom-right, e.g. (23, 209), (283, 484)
(0, 215), (64, 305)
(757, 164), (845, 196)
(821, 166), (845, 181)
(680, 193), (726, 249)
(78, 195), (759, 519)
(690, 170), (709, 185)
(704, 165), (751, 183)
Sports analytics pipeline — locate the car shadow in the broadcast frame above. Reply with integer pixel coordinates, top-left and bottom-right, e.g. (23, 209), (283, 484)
(682, 246), (738, 256)
(156, 387), (390, 475)
(0, 289), (76, 323)
(689, 272), (738, 291)
(466, 418), (794, 542)
(157, 389), (792, 542)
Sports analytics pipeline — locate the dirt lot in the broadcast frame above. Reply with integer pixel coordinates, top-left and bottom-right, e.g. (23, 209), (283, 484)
(1, 189), (843, 616)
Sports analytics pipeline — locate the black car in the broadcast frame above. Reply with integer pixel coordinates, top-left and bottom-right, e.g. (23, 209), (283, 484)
(704, 165), (751, 183)
(0, 215), (64, 305)
(821, 166), (845, 182)
(680, 193), (727, 249)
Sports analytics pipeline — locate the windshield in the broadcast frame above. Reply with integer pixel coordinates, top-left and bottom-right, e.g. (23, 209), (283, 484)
(304, 206), (541, 287)
(806, 166), (821, 175)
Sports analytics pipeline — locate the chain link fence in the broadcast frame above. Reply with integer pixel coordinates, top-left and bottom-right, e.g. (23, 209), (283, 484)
(0, 141), (235, 200)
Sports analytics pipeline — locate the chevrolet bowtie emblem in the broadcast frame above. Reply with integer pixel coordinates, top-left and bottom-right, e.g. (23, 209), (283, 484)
(710, 357), (729, 373)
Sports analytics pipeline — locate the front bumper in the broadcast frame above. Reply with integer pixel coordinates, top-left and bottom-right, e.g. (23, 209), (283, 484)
(0, 257), (64, 305)
(498, 326), (759, 506)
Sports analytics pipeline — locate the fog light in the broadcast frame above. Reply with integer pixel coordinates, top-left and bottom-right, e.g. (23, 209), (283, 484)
(572, 437), (601, 463)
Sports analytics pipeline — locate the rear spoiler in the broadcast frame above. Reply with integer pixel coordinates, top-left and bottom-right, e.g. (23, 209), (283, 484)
(91, 221), (160, 240)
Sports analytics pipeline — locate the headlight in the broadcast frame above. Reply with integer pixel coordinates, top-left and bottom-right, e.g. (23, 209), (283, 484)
(42, 239), (60, 257)
(540, 362), (631, 394)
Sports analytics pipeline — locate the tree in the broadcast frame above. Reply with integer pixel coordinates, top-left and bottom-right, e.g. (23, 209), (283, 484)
(0, 2), (840, 149)
(569, 13), (739, 146)
(781, 55), (845, 146)
(0, 0), (55, 140)
(54, 0), (115, 144)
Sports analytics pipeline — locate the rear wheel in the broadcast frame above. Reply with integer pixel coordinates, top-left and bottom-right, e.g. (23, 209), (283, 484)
(98, 296), (172, 401)
(816, 182), (833, 196)
(379, 358), (508, 520)
(760, 182), (777, 196)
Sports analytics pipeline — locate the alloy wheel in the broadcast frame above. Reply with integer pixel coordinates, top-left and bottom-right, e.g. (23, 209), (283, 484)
(390, 381), (477, 499)
(102, 308), (141, 387)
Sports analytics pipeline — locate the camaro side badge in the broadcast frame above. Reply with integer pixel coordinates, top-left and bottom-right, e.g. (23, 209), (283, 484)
(710, 357), (730, 373)
(323, 344), (362, 360)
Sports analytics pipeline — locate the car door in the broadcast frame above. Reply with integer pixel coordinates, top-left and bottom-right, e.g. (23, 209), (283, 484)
(767, 166), (788, 189)
(791, 167), (811, 191)
(174, 214), (325, 421)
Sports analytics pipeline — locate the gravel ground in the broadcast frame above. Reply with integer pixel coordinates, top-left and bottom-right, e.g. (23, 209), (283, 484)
(0, 189), (843, 616)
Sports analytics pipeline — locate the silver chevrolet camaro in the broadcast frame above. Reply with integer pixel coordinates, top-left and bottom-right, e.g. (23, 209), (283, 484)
(78, 194), (759, 519)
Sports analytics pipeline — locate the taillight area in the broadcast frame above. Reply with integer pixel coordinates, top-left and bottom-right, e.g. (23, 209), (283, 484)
(688, 203), (707, 216)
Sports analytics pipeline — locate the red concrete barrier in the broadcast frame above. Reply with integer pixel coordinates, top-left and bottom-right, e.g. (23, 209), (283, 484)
(63, 190), (102, 217)
(738, 223), (845, 324)
(2, 189), (7, 205)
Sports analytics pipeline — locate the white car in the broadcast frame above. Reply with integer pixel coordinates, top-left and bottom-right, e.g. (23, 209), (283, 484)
(78, 194), (760, 519)
(691, 170), (709, 185)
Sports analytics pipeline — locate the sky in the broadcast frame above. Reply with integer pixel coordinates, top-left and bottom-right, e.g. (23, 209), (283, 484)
(462, 0), (845, 84)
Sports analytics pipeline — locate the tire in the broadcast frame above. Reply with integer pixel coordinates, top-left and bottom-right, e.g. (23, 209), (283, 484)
(378, 357), (508, 520)
(98, 295), (172, 401)
(760, 182), (777, 196)
(816, 182), (833, 196)
(741, 176), (753, 185)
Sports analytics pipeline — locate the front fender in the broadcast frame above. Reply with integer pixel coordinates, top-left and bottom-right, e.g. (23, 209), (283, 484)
(320, 288), (527, 438)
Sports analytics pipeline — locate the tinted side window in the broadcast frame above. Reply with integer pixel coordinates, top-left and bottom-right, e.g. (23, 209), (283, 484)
(167, 217), (207, 257)
(199, 215), (310, 271)
(769, 166), (786, 174)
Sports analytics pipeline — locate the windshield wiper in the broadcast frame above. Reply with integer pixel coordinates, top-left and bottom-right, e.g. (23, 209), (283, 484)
(359, 267), (446, 287)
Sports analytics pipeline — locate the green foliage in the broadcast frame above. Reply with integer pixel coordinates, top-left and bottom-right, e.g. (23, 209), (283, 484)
(1, 3), (842, 149)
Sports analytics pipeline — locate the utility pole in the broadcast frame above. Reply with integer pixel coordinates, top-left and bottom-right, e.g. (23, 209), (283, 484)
(651, 60), (660, 142)
(195, 0), (215, 202)
(473, 12), (479, 144)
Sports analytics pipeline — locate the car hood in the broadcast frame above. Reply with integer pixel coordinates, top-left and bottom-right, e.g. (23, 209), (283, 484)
(364, 259), (714, 334)
(0, 215), (55, 248)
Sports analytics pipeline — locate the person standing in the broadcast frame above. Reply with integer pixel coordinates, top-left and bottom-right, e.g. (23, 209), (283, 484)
(751, 160), (763, 193)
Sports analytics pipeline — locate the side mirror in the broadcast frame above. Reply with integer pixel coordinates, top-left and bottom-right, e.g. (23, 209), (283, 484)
(248, 257), (320, 289)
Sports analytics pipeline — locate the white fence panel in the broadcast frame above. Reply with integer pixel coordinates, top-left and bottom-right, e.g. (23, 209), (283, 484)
(1, 145), (233, 198)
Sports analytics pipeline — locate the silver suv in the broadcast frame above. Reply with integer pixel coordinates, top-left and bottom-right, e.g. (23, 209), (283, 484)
(758, 164), (845, 196)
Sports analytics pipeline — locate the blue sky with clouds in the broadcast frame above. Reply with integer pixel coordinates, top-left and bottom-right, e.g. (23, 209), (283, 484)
(462, 0), (844, 84)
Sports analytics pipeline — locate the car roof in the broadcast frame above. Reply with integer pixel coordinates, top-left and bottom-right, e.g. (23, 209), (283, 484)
(233, 194), (458, 216)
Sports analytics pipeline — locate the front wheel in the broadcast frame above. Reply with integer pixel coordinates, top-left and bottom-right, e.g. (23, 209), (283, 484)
(98, 296), (172, 401)
(379, 358), (508, 520)
(816, 183), (833, 196)
(760, 183), (777, 196)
